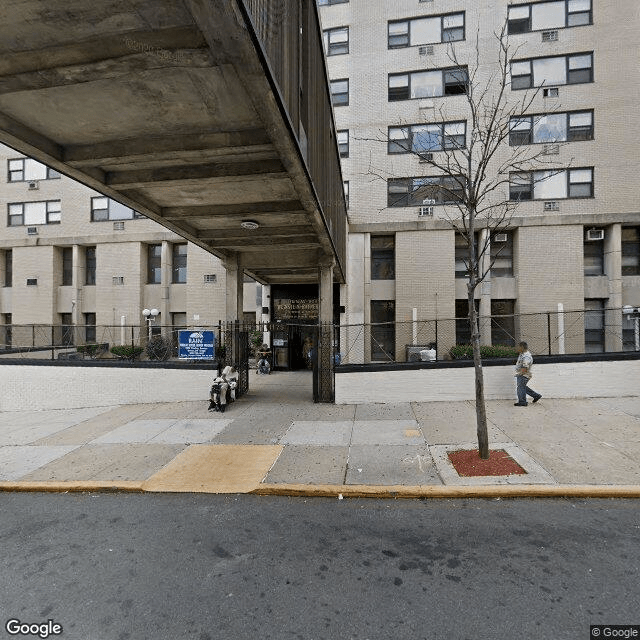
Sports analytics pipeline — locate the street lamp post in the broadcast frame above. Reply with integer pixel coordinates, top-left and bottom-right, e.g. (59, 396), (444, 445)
(142, 308), (159, 342)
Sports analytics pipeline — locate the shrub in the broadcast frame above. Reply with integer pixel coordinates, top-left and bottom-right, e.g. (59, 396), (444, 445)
(450, 344), (519, 360)
(76, 343), (107, 359)
(145, 335), (172, 361)
(110, 345), (144, 361)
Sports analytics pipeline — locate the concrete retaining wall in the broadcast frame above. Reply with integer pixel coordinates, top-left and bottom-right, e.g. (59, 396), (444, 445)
(335, 360), (640, 404)
(0, 364), (217, 411)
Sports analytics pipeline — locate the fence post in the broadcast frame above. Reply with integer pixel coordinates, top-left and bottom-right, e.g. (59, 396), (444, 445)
(131, 326), (134, 348)
(547, 312), (552, 355)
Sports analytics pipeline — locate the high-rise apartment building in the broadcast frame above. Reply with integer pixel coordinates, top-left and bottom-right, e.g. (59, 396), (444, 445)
(319, 0), (640, 361)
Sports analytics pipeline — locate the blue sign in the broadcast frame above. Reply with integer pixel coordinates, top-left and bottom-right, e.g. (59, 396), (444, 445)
(178, 331), (215, 360)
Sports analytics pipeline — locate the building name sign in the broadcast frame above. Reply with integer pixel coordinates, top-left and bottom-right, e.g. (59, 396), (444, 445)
(178, 331), (215, 360)
(274, 298), (319, 320)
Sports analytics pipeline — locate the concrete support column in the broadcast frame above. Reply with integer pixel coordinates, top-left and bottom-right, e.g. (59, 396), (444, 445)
(479, 229), (491, 346)
(605, 223), (623, 352)
(316, 255), (335, 403)
(319, 256), (334, 325)
(160, 241), (172, 337)
(224, 253), (243, 323)
(71, 244), (82, 326)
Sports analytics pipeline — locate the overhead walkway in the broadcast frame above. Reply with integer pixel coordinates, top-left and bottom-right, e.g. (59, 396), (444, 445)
(0, 0), (346, 287)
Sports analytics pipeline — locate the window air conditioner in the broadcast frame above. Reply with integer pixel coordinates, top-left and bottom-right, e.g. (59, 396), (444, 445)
(418, 153), (434, 163)
(113, 221), (125, 231)
(418, 206), (434, 217)
(543, 201), (559, 211)
(418, 45), (434, 56)
(28, 180), (39, 190)
(422, 199), (436, 205)
(543, 144), (560, 155)
(493, 233), (508, 243)
(586, 229), (604, 241)
(27, 226), (38, 235)
(542, 30), (558, 42)
(543, 87), (559, 98)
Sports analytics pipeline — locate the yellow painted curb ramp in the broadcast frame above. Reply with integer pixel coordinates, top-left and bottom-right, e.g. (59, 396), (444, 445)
(143, 445), (283, 494)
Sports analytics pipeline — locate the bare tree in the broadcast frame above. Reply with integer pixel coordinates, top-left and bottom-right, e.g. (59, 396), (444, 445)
(364, 24), (567, 459)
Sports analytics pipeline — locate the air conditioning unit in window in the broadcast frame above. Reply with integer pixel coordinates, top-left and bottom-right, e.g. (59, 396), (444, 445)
(542, 30), (559, 42)
(493, 233), (508, 242)
(418, 45), (434, 56)
(543, 144), (560, 155)
(26, 226), (38, 235)
(586, 229), (604, 241)
(418, 206), (434, 217)
(113, 221), (125, 231)
(543, 201), (559, 211)
(543, 87), (559, 98)
(27, 180), (39, 190)
(418, 153), (434, 163)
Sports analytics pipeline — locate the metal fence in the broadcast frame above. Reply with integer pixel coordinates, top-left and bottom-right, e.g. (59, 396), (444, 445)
(337, 307), (640, 365)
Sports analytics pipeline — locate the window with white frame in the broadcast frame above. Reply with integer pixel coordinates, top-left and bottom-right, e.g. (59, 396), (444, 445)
(510, 52), (593, 90)
(388, 176), (465, 207)
(323, 27), (349, 55)
(8, 200), (61, 226)
(583, 230), (604, 276)
(318, 0), (348, 5)
(330, 79), (349, 106)
(509, 168), (593, 200)
(507, 0), (592, 34)
(7, 158), (61, 182)
(388, 12), (465, 48)
(337, 130), (349, 158)
(388, 67), (467, 101)
(91, 197), (142, 221)
(490, 232), (514, 277)
(584, 299), (605, 353)
(388, 121), (466, 154)
(622, 227), (640, 276)
(509, 110), (593, 145)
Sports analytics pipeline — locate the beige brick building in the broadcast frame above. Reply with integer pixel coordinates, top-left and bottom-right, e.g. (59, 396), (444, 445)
(320, 0), (640, 361)
(0, 143), (258, 349)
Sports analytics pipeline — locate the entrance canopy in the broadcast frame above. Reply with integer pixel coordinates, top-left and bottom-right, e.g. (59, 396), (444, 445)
(0, 0), (346, 284)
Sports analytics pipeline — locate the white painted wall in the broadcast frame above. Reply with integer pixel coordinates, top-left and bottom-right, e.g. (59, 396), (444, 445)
(0, 365), (217, 411)
(335, 360), (640, 404)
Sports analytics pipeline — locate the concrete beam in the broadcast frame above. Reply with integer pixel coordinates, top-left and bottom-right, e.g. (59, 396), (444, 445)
(106, 160), (286, 189)
(64, 129), (271, 166)
(162, 200), (304, 219)
(197, 225), (312, 240)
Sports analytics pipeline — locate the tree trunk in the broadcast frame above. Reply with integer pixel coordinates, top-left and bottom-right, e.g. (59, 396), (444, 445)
(469, 284), (489, 459)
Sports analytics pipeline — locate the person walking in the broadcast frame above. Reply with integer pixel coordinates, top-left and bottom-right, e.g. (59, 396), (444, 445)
(514, 341), (542, 406)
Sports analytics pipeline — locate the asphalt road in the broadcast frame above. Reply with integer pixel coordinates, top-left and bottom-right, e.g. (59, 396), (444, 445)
(0, 493), (638, 640)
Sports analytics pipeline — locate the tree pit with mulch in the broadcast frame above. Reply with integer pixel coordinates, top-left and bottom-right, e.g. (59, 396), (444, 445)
(447, 449), (527, 477)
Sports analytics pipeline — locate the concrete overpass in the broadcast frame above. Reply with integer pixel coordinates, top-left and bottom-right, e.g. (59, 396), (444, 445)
(0, 0), (347, 323)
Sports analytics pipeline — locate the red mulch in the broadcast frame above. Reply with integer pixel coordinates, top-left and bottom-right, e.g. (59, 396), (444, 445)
(447, 449), (527, 477)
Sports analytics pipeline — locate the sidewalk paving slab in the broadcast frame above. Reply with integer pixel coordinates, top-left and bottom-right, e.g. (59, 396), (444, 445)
(263, 445), (348, 485)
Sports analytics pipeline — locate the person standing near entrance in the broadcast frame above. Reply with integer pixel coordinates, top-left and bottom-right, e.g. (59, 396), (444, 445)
(514, 341), (542, 406)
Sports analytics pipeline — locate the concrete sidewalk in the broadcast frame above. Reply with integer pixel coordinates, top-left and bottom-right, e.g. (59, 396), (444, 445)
(1, 371), (640, 497)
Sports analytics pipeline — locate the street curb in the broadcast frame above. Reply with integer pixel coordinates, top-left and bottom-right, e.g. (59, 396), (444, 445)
(0, 481), (145, 493)
(253, 483), (640, 499)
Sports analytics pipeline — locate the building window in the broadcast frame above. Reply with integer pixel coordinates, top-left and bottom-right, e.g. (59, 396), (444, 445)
(172, 244), (187, 284)
(318, 0), (348, 5)
(388, 176), (464, 207)
(455, 232), (478, 279)
(508, 0), (592, 34)
(7, 158), (61, 182)
(371, 236), (395, 280)
(491, 300), (516, 346)
(622, 227), (640, 276)
(330, 79), (349, 106)
(3, 314), (11, 348)
(8, 200), (61, 226)
(622, 311), (637, 351)
(509, 110), (593, 145)
(389, 66), (468, 101)
(388, 12), (465, 48)
(147, 244), (162, 284)
(343, 181), (349, 208)
(389, 121), (466, 154)
(490, 232), (514, 277)
(91, 197), (141, 221)
(323, 27), (349, 55)
(85, 246), (96, 285)
(584, 299), (605, 353)
(455, 299), (480, 345)
(584, 232), (604, 276)
(337, 130), (349, 158)
(370, 301), (395, 361)
(511, 52), (593, 90)
(4, 250), (11, 287)
(60, 313), (74, 347)
(62, 248), (73, 286)
(84, 313), (96, 343)
(509, 168), (593, 200)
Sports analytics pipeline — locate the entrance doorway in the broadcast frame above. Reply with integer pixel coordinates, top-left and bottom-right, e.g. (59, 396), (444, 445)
(270, 323), (315, 371)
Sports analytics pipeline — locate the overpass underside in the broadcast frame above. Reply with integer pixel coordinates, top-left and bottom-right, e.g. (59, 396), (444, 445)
(0, 0), (346, 286)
